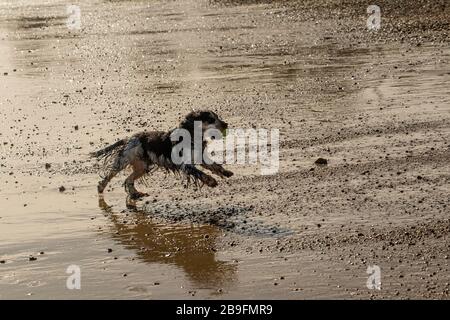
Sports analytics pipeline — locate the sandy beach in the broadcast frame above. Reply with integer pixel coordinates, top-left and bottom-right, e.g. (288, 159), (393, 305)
(0, 0), (449, 299)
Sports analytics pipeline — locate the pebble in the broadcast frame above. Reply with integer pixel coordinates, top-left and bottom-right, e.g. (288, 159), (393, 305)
(315, 158), (328, 165)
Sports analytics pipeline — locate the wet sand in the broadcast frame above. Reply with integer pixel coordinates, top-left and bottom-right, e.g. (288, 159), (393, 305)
(0, 0), (449, 299)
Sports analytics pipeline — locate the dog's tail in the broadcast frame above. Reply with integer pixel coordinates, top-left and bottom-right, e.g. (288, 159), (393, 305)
(90, 139), (127, 160)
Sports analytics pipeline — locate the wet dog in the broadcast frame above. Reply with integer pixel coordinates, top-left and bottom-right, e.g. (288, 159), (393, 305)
(90, 110), (233, 199)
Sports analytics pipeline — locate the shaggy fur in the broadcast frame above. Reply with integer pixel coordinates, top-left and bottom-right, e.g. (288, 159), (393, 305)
(90, 110), (233, 199)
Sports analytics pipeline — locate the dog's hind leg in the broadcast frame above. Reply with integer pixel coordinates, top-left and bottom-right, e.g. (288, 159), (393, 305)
(97, 155), (125, 194)
(124, 160), (149, 199)
(98, 169), (119, 194)
(98, 138), (143, 194)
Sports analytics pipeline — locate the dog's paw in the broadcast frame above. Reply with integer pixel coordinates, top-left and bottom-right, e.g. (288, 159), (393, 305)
(223, 170), (234, 178)
(204, 176), (218, 188)
(129, 192), (149, 200)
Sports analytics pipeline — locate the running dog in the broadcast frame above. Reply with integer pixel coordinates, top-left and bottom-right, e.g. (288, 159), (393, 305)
(90, 110), (233, 199)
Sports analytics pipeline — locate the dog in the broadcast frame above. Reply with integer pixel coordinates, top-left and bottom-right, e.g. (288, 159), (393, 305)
(90, 110), (234, 199)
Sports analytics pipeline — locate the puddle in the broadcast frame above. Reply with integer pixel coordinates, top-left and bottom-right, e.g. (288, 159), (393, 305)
(98, 197), (238, 288)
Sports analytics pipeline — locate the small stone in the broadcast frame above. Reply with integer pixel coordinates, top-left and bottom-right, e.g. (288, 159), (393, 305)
(59, 186), (66, 192)
(29, 256), (37, 261)
(45, 163), (51, 170)
(315, 158), (328, 165)
(107, 248), (113, 253)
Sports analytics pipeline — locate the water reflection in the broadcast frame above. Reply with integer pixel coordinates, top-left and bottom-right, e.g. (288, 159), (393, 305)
(98, 197), (237, 289)
(14, 15), (66, 30)
(1, 13), (68, 78)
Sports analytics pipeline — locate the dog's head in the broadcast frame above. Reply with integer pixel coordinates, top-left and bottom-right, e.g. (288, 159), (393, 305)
(180, 110), (228, 136)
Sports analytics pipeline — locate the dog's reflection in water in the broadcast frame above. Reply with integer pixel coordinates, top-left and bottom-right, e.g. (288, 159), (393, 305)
(98, 196), (236, 290)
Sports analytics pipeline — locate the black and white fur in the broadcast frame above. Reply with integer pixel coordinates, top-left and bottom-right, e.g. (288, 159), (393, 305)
(90, 110), (233, 199)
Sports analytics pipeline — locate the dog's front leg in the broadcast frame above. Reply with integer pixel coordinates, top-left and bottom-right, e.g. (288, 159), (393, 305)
(201, 163), (234, 178)
(180, 164), (218, 187)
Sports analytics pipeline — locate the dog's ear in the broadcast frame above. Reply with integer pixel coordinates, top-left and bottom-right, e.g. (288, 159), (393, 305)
(180, 110), (198, 130)
(185, 110), (199, 121)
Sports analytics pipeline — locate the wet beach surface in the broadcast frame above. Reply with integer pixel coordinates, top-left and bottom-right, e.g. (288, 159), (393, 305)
(0, 0), (449, 298)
